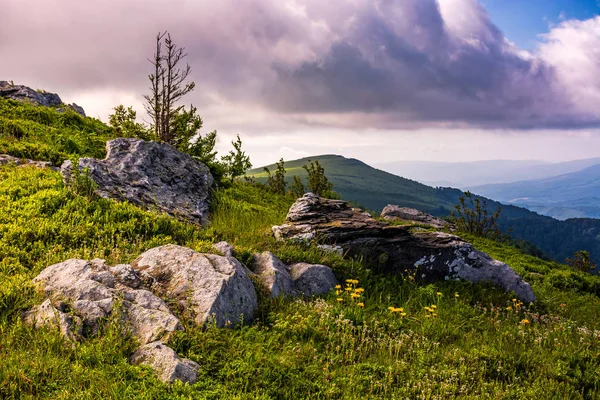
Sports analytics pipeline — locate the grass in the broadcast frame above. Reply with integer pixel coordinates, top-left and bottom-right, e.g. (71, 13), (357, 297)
(0, 97), (599, 398)
(1, 165), (599, 399)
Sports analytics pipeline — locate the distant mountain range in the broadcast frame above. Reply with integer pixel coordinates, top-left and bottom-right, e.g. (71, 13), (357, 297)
(375, 158), (600, 187)
(469, 164), (600, 220)
(249, 155), (600, 265)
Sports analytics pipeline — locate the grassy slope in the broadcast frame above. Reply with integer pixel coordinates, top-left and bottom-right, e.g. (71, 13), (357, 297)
(1, 99), (600, 398)
(248, 155), (455, 213)
(249, 155), (600, 266)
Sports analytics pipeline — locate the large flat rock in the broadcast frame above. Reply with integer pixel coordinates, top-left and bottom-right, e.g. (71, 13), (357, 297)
(273, 193), (535, 302)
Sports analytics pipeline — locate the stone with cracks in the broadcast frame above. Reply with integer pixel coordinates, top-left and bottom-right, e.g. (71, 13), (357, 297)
(30, 258), (183, 343)
(131, 245), (257, 327)
(130, 342), (200, 384)
(273, 194), (535, 302)
(61, 138), (214, 226)
(381, 204), (448, 229)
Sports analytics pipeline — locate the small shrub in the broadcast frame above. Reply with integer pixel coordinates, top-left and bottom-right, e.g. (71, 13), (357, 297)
(66, 159), (97, 201)
(567, 250), (597, 274)
(451, 191), (501, 238)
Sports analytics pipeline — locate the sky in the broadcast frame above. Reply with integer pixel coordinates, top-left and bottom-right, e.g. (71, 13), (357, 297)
(2, 0), (600, 167)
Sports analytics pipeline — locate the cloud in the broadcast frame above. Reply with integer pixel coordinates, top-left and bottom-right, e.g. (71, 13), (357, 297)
(1, 0), (599, 130)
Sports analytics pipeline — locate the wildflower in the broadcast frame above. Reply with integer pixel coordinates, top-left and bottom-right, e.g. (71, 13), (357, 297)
(351, 293), (360, 299)
(433, 313), (438, 317)
(357, 302), (364, 308)
(560, 303), (566, 308)
(337, 298), (344, 302)
(512, 298), (517, 303)
(455, 293), (460, 298)
(335, 285), (341, 289)
(345, 287), (353, 292)
(354, 288), (365, 293)
(521, 319), (530, 325)
(425, 314), (431, 318)
(506, 307), (512, 311)
(401, 312), (407, 317)
(436, 292), (442, 296)
(431, 305), (437, 309)
(388, 306), (395, 311)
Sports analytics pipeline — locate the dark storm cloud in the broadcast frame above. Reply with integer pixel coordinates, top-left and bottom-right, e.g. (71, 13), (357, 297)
(1, 0), (599, 129)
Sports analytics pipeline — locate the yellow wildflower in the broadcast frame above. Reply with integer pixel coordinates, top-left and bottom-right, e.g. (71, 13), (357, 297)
(345, 287), (353, 292)
(433, 313), (438, 317)
(506, 307), (512, 311)
(335, 285), (341, 289)
(357, 302), (364, 307)
(401, 312), (407, 317)
(455, 293), (460, 298)
(431, 305), (437, 309)
(521, 319), (530, 325)
(436, 292), (442, 296)
(354, 288), (365, 293)
(337, 298), (343, 302)
(351, 293), (360, 299)
(425, 314), (431, 318)
(388, 306), (395, 311)
(512, 298), (517, 302)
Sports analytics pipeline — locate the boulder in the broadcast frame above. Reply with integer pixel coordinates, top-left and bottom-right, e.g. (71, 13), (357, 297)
(131, 245), (257, 327)
(381, 205), (448, 229)
(61, 138), (214, 226)
(0, 81), (85, 116)
(288, 263), (338, 297)
(250, 252), (338, 298)
(250, 252), (295, 298)
(130, 342), (200, 384)
(273, 194), (535, 302)
(0, 154), (55, 170)
(30, 258), (183, 343)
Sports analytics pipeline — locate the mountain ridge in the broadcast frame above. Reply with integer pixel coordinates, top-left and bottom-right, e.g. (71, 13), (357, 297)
(249, 154), (600, 265)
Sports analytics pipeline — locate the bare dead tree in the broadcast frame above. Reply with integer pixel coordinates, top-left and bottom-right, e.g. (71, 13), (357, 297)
(143, 31), (195, 144)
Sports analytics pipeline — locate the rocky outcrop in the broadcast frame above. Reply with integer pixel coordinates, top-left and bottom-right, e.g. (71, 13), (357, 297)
(131, 245), (257, 327)
(381, 204), (448, 229)
(0, 154), (55, 170)
(0, 81), (86, 116)
(130, 342), (200, 384)
(26, 244), (339, 382)
(61, 138), (215, 226)
(26, 246), (257, 383)
(273, 194), (535, 302)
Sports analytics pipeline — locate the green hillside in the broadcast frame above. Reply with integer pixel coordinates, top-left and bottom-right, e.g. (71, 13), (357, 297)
(1, 97), (600, 398)
(248, 154), (456, 214)
(249, 155), (600, 266)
